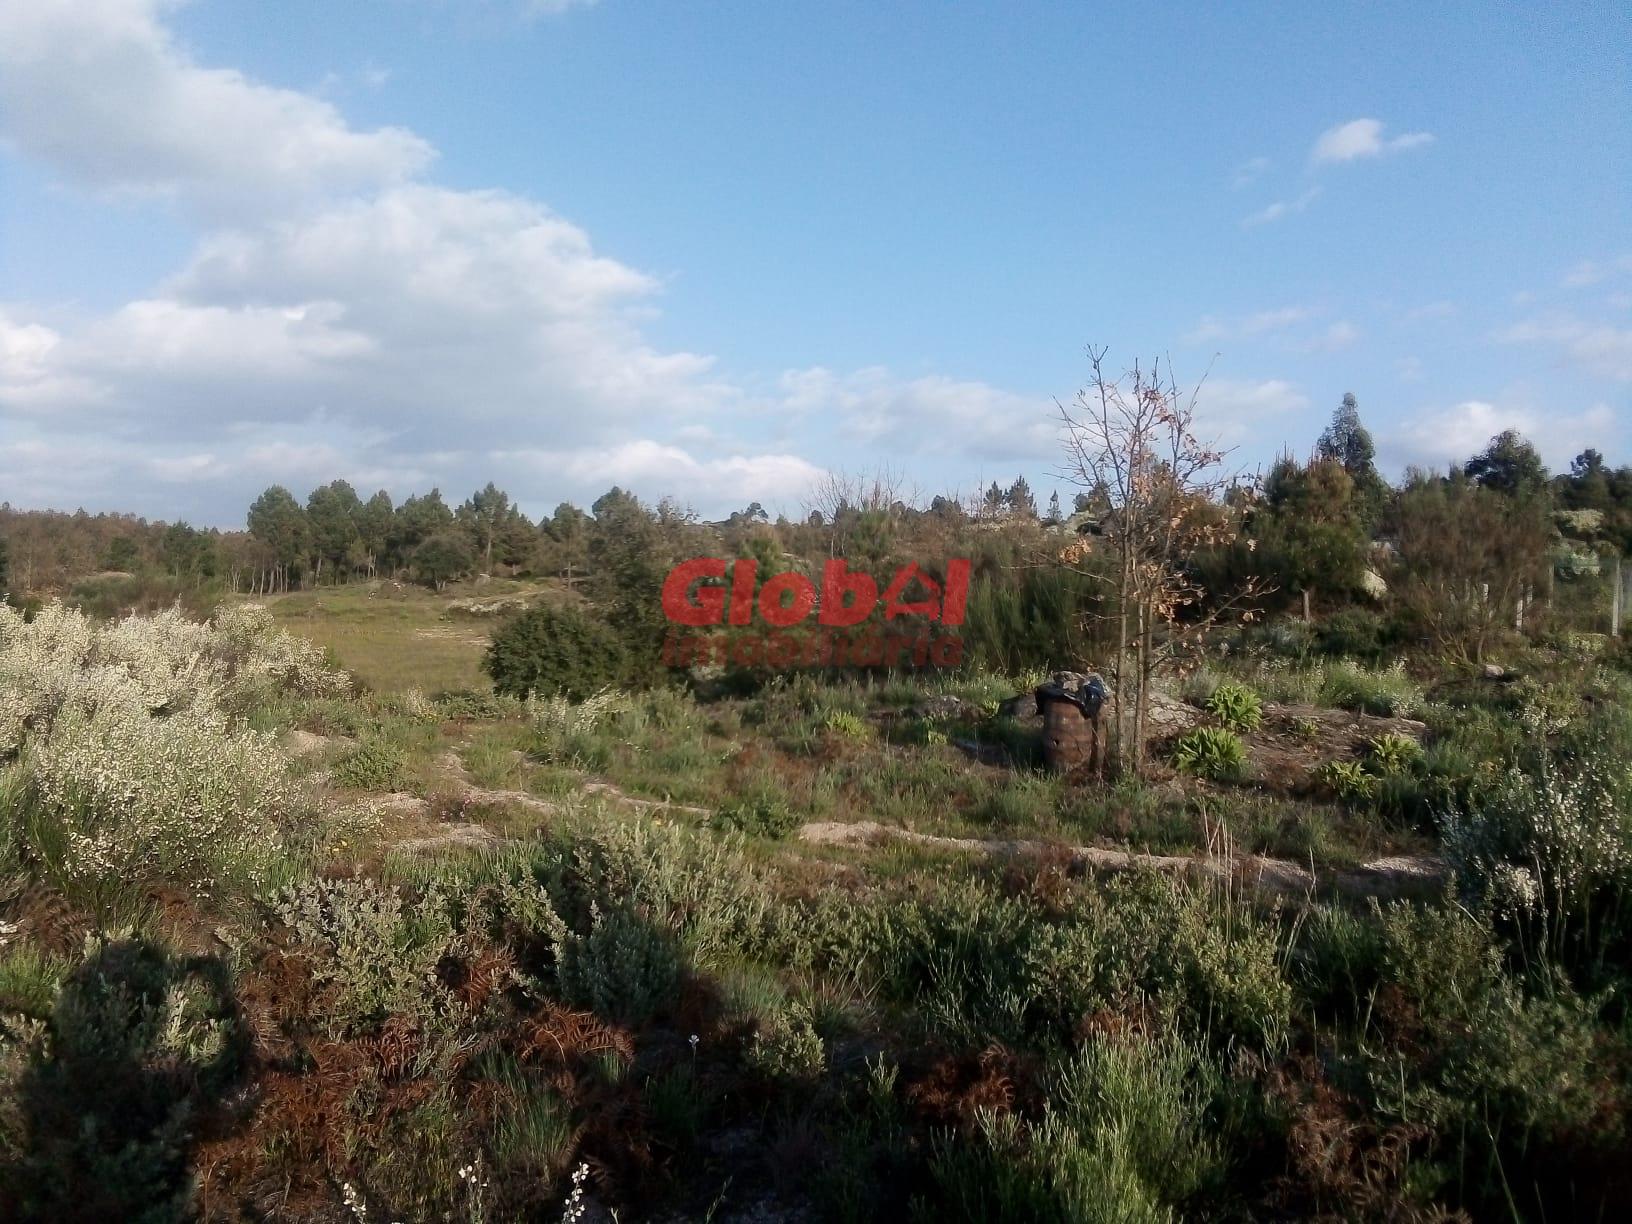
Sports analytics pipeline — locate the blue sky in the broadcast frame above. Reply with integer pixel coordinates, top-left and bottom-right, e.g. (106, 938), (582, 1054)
(2, 0), (1628, 527)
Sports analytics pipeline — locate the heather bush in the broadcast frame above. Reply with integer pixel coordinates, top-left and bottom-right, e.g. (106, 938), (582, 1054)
(529, 819), (771, 973)
(744, 1001), (827, 1082)
(925, 1033), (1223, 1221)
(275, 876), (463, 1034)
(548, 902), (683, 1025)
(332, 734), (409, 791)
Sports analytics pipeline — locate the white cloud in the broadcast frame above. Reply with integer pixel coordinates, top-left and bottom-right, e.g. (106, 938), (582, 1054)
(1186, 307), (1314, 344)
(1561, 255), (1632, 289)
(1300, 321), (1361, 353)
(1191, 377), (1308, 453)
(1311, 118), (1434, 165)
(1496, 314), (1632, 381)
(776, 367), (1057, 462)
(1240, 187), (1320, 228)
(1185, 308), (1355, 353)
(1380, 398), (1618, 475)
(506, 440), (826, 515)
(0, 0), (433, 217)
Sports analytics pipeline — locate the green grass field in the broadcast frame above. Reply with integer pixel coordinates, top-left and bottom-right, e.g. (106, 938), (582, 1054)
(257, 579), (552, 693)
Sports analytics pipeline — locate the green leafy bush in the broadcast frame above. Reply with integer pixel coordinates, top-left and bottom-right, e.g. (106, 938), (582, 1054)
(744, 1001), (827, 1082)
(484, 601), (627, 701)
(1172, 727), (1247, 781)
(1366, 732), (1424, 775)
(332, 736), (407, 790)
(823, 709), (871, 739)
(1315, 759), (1376, 803)
(1204, 682), (1263, 733)
(711, 791), (798, 839)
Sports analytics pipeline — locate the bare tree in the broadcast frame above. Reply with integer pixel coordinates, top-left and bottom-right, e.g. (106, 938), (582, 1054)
(1057, 348), (1253, 778)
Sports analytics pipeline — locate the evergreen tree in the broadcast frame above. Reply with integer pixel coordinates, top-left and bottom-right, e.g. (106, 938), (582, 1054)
(1316, 393), (1387, 521)
(456, 482), (512, 571)
(1005, 475), (1037, 518)
(306, 480), (362, 583)
(354, 490), (394, 578)
(1465, 429), (1549, 498)
(246, 486), (310, 590)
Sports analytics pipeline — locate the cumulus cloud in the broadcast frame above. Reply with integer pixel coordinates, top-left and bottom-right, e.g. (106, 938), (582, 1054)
(1311, 118), (1434, 165)
(1190, 377), (1308, 451)
(0, 0), (432, 216)
(0, 0), (1207, 525)
(1380, 398), (1618, 475)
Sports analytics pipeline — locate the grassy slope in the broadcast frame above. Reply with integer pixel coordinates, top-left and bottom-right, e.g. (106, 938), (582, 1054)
(256, 578), (556, 694)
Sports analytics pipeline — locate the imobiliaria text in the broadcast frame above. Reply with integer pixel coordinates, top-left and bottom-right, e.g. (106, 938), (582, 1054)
(660, 557), (971, 670)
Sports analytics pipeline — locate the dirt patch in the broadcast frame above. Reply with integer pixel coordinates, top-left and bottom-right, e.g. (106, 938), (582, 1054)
(1243, 703), (1428, 794)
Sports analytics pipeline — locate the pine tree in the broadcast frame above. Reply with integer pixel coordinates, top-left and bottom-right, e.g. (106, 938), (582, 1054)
(1316, 393), (1387, 522)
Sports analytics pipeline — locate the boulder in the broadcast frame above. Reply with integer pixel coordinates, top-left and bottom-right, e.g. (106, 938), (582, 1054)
(998, 691), (1039, 719)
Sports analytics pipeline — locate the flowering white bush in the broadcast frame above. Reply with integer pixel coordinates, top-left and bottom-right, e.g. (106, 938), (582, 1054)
(1443, 749), (1632, 950)
(27, 702), (296, 895)
(0, 600), (350, 756)
(210, 602), (353, 702)
(0, 600), (348, 898)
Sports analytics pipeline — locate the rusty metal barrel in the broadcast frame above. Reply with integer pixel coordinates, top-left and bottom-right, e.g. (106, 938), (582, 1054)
(1036, 675), (1107, 775)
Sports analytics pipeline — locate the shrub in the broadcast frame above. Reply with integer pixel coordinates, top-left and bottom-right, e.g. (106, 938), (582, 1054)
(0, 934), (247, 1221)
(1365, 732), (1424, 775)
(1441, 726), (1632, 971)
(332, 736), (407, 791)
(1314, 607), (1391, 660)
(1315, 759), (1376, 804)
(275, 876), (461, 1034)
(1172, 727), (1247, 781)
(18, 703), (297, 905)
(529, 687), (629, 765)
(550, 903), (683, 1025)
(745, 1001), (827, 1082)
(1319, 662), (1422, 718)
(711, 791), (798, 839)
(823, 709), (871, 739)
(925, 1033), (1223, 1221)
(484, 601), (627, 701)
(1204, 682), (1263, 733)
